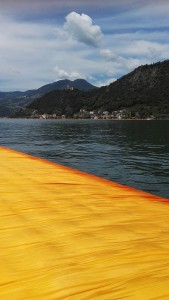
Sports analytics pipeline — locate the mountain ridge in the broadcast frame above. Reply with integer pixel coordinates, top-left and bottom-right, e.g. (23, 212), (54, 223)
(1, 60), (169, 118)
(0, 79), (97, 98)
(0, 79), (97, 117)
(25, 60), (169, 119)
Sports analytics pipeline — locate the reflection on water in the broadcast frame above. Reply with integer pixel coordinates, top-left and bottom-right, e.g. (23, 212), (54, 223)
(0, 119), (169, 198)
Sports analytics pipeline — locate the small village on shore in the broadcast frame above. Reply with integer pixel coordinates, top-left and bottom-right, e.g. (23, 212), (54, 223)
(32, 109), (156, 120)
(0, 107), (161, 120)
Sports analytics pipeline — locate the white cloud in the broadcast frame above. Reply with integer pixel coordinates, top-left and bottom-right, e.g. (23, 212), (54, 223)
(64, 12), (103, 47)
(100, 49), (141, 71)
(100, 49), (117, 61)
(122, 40), (169, 62)
(54, 66), (82, 80)
(97, 78), (117, 87)
(1, 3), (169, 91)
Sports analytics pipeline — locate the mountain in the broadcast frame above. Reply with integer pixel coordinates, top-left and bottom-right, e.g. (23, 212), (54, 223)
(22, 79), (97, 97)
(26, 89), (86, 118)
(34, 79), (97, 94)
(0, 79), (97, 117)
(0, 79), (97, 99)
(23, 60), (169, 119)
(87, 60), (169, 116)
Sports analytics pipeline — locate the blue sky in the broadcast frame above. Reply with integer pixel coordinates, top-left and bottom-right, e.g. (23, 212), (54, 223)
(0, 0), (169, 91)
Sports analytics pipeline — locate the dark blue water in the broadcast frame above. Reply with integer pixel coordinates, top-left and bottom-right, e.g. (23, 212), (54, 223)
(0, 118), (169, 199)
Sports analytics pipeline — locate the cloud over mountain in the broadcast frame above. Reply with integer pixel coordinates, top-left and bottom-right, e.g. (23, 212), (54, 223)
(54, 66), (81, 80)
(100, 49), (140, 71)
(0, 1), (169, 91)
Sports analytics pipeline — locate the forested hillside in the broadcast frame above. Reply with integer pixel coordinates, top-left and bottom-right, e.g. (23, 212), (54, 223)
(21, 60), (169, 119)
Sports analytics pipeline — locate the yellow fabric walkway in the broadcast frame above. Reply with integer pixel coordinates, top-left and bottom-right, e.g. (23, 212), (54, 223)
(0, 146), (169, 300)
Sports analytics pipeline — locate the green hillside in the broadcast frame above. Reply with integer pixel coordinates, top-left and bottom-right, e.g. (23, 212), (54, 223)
(20, 60), (169, 119)
(0, 79), (97, 117)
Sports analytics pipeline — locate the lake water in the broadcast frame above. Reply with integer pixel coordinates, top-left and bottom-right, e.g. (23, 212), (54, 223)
(0, 118), (169, 199)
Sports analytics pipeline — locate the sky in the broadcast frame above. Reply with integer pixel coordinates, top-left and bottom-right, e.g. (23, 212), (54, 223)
(0, 0), (169, 91)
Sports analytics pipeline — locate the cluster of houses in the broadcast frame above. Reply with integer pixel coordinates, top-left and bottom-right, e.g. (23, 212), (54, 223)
(32, 109), (128, 120)
(76, 109), (126, 120)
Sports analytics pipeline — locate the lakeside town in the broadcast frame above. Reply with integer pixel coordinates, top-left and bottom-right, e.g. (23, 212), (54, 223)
(26, 108), (156, 120)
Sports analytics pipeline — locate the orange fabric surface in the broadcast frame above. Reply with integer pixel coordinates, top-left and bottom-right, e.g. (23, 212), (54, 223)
(0, 146), (169, 300)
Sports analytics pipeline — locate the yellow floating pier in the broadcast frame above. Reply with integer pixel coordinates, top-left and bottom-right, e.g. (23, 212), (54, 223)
(0, 146), (169, 300)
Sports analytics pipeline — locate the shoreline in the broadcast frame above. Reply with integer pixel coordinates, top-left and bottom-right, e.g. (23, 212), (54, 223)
(1, 118), (169, 121)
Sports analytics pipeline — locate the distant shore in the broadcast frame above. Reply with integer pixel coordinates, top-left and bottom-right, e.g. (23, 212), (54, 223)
(1, 117), (169, 121)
